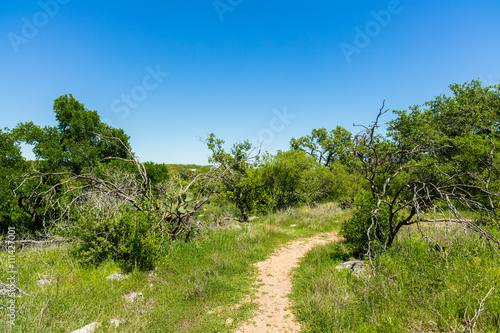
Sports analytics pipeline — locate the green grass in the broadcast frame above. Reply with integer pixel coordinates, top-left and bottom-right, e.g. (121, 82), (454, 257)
(291, 226), (500, 332)
(0, 202), (347, 332)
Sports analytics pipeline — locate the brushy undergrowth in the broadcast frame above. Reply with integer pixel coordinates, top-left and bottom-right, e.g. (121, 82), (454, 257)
(291, 226), (500, 332)
(0, 202), (347, 332)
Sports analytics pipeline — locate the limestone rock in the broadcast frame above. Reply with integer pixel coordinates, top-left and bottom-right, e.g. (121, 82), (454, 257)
(335, 260), (367, 277)
(110, 318), (124, 327)
(70, 322), (100, 333)
(36, 275), (55, 286)
(124, 291), (143, 303)
(106, 273), (126, 281)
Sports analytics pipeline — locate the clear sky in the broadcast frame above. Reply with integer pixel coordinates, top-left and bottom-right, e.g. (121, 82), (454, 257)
(1, 0), (499, 164)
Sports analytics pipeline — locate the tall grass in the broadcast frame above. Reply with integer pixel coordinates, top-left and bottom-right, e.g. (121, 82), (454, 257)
(291, 226), (500, 332)
(0, 202), (347, 332)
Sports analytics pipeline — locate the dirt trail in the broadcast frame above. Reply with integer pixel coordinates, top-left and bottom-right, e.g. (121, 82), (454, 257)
(235, 232), (339, 333)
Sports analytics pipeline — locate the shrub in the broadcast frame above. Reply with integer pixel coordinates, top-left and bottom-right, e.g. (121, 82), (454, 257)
(340, 192), (395, 256)
(71, 207), (161, 272)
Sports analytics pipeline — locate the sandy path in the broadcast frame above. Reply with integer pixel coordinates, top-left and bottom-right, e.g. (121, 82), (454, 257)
(235, 232), (339, 333)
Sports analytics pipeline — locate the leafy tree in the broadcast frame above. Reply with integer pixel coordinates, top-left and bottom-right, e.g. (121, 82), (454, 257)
(205, 134), (260, 221)
(11, 94), (131, 230)
(343, 81), (500, 255)
(290, 126), (352, 168)
(259, 150), (329, 209)
(389, 80), (500, 213)
(0, 129), (29, 233)
(13, 94), (130, 174)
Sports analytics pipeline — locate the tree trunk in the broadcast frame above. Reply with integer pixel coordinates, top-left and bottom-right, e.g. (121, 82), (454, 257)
(236, 193), (248, 222)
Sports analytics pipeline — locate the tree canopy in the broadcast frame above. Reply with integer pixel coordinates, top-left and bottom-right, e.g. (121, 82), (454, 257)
(341, 81), (500, 254)
(290, 126), (352, 168)
(0, 128), (28, 231)
(13, 94), (131, 174)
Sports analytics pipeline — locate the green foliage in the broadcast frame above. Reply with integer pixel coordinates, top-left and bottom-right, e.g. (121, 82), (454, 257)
(388, 80), (500, 208)
(347, 80), (500, 252)
(258, 150), (321, 209)
(11, 94), (133, 232)
(205, 134), (259, 221)
(13, 94), (130, 174)
(71, 208), (161, 272)
(290, 126), (352, 167)
(0, 128), (30, 233)
(327, 162), (363, 203)
(340, 192), (396, 255)
(143, 161), (170, 187)
(157, 191), (197, 232)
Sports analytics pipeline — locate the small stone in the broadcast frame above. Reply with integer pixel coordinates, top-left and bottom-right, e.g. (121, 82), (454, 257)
(109, 318), (123, 328)
(335, 260), (367, 277)
(106, 273), (126, 281)
(36, 275), (55, 286)
(124, 291), (143, 303)
(290, 224), (296, 227)
(70, 322), (100, 333)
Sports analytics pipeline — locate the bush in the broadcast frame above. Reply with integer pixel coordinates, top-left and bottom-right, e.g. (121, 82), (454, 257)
(71, 207), (161, 272)
(340, 192), (395, 256)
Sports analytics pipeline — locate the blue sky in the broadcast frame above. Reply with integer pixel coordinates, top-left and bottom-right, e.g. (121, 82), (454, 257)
(1, 0), (499, 164)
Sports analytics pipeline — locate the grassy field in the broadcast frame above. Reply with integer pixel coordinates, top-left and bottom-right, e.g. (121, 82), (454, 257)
(0, 202), (347, 332)
(4, 203), (500, 332)
(291, 225), (500, 332)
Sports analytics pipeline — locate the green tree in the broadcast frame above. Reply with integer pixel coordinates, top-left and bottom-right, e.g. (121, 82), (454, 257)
(290, 126), (352, 168)
(343, 81), (500, 255)
(11, 94), (132, 230)
(13, 94), (131, 174)
(0, 129), (29, 233)
(259, 150), (329, 209)
(205, 134), (260, 221)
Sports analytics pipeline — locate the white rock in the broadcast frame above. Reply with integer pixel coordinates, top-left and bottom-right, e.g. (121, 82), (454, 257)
(36, 275), (55, 286)
(335, 260), (367, 277)
(70, 322), (100, 333)
(110, 318), (123, 327)
(124, 291), (143, 303)
(106, 273), (126, 281)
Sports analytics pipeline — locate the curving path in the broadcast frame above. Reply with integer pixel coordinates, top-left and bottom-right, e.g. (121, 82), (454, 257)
(235, 232), (339, 333)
